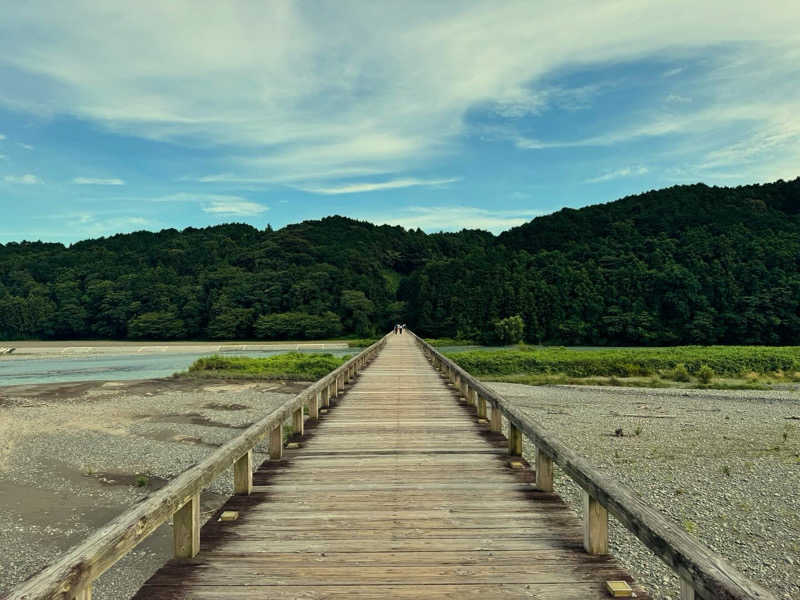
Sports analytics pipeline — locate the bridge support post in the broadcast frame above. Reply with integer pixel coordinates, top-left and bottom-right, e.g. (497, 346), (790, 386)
(68, 583), (92, 600)
(535, 449), (553, 491)
(490, 401), (502, 432)
(582, 491), (608, 555)
(269, 424), (283, 459)
(310, 391), (320, 419)
(476, 393), (486, 417)
(293, 407), (304, 437)
(680, 578), (695, 600)
(173, 493), (200, 559)
(509, 423), (522, 455)
(234, 450), (253, 495)
(323, 385), (331, 408)
(454, 373), (461, 395)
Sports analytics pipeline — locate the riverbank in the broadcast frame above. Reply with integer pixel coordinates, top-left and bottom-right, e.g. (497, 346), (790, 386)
(2, 377), (797, 599)
(0, 377), (305, 599)
(487, 382), (800, 600)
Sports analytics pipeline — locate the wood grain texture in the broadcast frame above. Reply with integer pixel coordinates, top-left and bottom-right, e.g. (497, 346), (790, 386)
(173, 494), (200, 559)
(232, 450), (252, 495)
(132, 333), (647, 600)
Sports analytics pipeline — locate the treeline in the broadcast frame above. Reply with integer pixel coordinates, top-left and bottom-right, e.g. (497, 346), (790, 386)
(1, 178), (799, 344)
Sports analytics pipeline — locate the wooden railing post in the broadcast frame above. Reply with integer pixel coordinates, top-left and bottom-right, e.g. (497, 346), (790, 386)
(233, 450), (253, 495)
(269, 424), (283, 459)
(490, 400), (502, 432)
(454, 372), (461, 395)
(475, 391), (485, 415)
(323, 385), (331, 408)
(293, 406), (304, 437)
(583, 491), (608, 555)
(310, 390), (320, 419)
(173, 493), (200, 559)
(535, 448), (553, 492)
(680, 578), (696, 600)
(68, 584), (92, 600)
(509, 422), (522, 455)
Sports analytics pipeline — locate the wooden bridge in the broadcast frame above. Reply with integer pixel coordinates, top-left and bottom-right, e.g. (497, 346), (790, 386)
(4, 333), (776, 600)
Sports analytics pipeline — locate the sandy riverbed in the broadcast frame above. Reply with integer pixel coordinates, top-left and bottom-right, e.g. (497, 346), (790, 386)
(0, 378), (305, 598)
(1, 379), (798, 599)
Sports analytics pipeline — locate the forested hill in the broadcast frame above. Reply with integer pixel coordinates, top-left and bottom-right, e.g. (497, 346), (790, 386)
(1, 178), (799, 345)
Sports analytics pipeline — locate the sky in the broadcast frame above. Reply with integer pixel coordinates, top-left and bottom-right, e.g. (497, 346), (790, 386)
(1, 1), (799, 243)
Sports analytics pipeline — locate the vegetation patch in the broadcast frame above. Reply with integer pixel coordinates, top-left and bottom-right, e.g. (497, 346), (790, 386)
(446, 345), (800, 389)
(183, 352), (350, 381)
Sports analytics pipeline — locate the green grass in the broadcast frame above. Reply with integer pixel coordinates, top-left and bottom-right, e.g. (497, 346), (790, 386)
(346, 338), (381, 348)
(424, 337), (479, 347)
(183, 352), (351, 380)
(446, 345), (800, 389)
(446, 345), (800, 377)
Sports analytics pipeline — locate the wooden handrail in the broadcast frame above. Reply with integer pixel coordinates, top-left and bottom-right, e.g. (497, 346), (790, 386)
(411, 332), (776, 600)
(3, 335), (388, 600)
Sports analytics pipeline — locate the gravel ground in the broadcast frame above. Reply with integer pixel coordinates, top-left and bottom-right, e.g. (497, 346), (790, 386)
(487, 382), (800, 600)
(0, 378), (303, 599)
(2, 378), (798, 599)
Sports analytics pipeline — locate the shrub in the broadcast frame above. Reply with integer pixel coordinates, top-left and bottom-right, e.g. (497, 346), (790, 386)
(697, 364), (714, 384)
(493, 315), (525, 345)
(186, 352), (349, 380)
(670, 363), (691, 382)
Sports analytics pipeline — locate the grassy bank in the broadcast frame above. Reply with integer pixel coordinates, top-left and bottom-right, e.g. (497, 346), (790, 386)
(446, 346), (800, 389)
(183, 352), (351, 380)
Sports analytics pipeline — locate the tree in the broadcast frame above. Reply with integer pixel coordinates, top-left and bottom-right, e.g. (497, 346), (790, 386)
(493, 315), (525, 345)
(127, 311), (186, 339)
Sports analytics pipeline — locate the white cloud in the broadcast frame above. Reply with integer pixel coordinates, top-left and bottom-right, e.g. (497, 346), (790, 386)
(354, 206), (545, 234)
(17, 143), (34, 150)
(585, 166), (649, 183)
(0, 133), (5, 140)
(4, 173), (42, 184)
(151, 191), (268, 216)
(666, 94), (692, 104)
(297, 177), (459, 195)
(202, 199), (268, 216)
(1, 1), (799, 186)
(72, 177), (125, 185)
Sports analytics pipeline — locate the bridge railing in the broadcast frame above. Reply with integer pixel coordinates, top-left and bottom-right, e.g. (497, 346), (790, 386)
(3, 335), (388, 600)
(411, 332), (775, 600)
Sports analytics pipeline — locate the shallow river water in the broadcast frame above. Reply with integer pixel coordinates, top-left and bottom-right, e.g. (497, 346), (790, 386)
(0, 348), (356, 386)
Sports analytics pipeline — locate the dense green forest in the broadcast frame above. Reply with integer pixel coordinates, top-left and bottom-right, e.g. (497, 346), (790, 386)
(1, 178), (799, 345)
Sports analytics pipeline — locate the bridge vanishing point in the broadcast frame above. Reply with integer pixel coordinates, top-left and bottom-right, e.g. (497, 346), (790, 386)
(4, 332), (776, 600)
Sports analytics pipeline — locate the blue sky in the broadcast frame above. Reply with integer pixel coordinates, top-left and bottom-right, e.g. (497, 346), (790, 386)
(1, 1), (799, 243)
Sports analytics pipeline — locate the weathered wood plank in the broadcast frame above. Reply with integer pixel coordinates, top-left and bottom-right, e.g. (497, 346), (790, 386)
(415, 333), (775, 600)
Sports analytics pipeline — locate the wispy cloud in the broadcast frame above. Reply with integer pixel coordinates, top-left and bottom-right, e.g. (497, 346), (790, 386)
(202, 199), (268, 216)
(666, 94), (692, 104)
(152, 191), (268, 216)
(585, 166), (649, 183)
(17, 143), (34, 150)
(4, 174), (42, 184)
(0, 133), (5, 140)
(72, 177), (125, 185)
(2, 2), (798, 186)
(297, 177), (460, 195)
(354, 206), (545, 234)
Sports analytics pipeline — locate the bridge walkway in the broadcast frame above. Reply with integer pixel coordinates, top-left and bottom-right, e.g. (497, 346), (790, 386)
(133, 332), (645, 599)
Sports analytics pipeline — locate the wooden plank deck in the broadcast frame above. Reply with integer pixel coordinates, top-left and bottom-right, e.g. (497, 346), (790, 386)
(133, 333), (647, 599)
